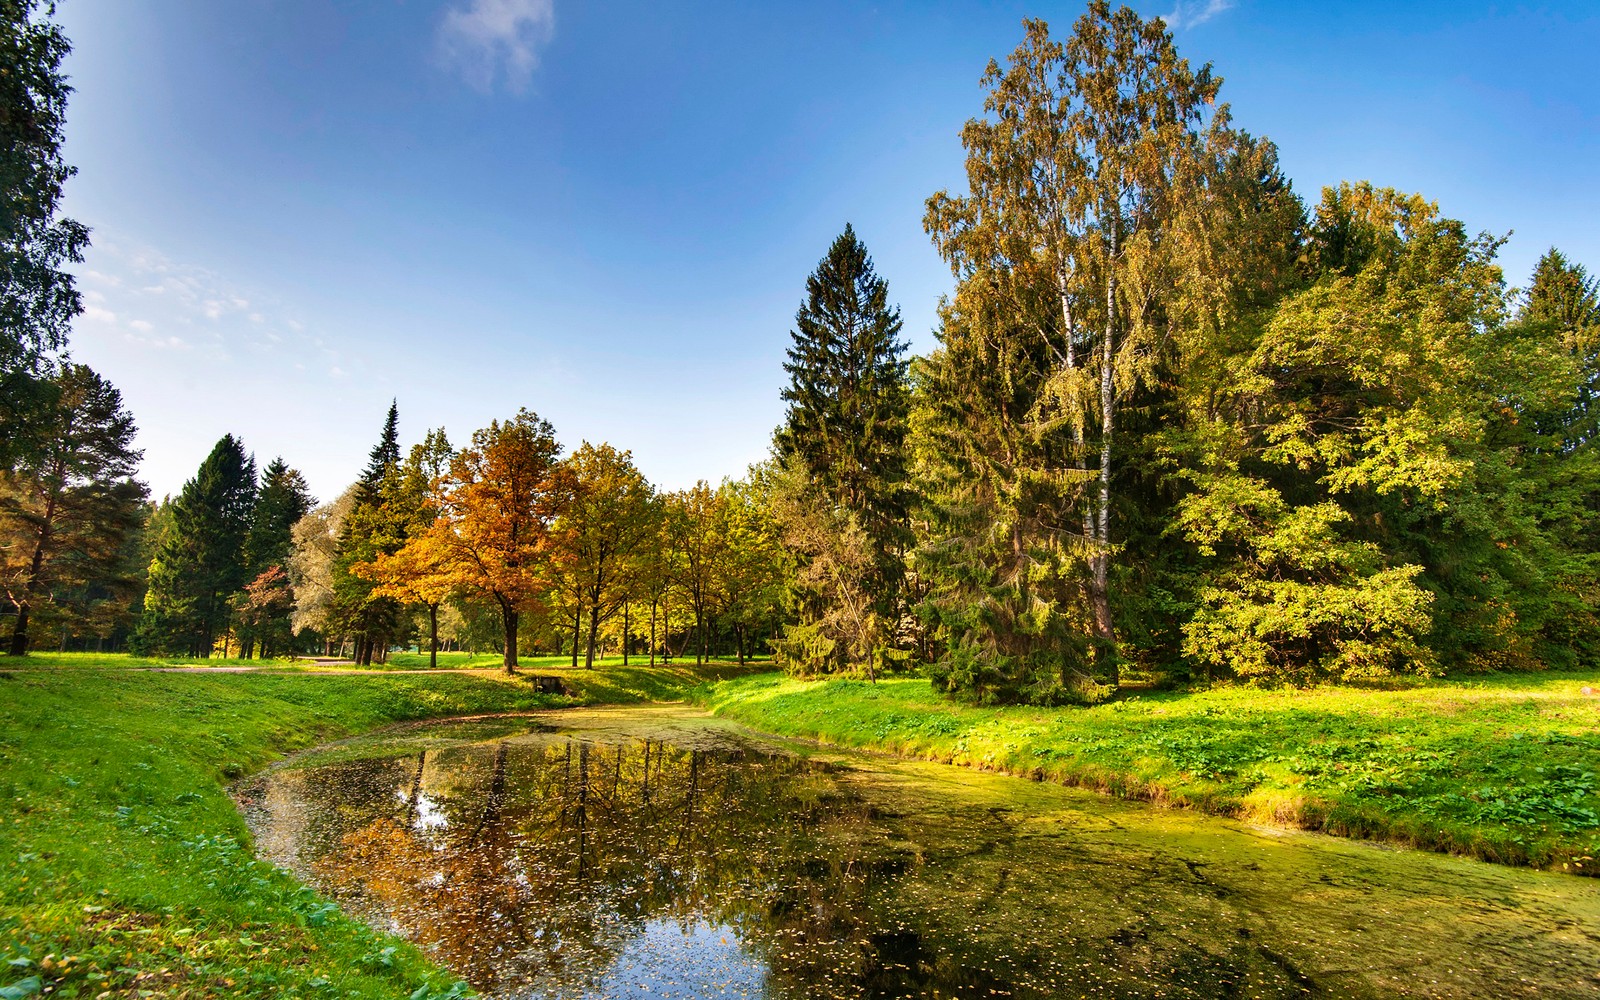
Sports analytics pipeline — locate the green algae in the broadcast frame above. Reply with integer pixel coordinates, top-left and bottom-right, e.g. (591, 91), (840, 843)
(240, 706), (1600, 999)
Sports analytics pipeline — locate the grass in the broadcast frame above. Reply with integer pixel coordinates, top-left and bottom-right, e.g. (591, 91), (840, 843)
(369, 651), (770, 674)
(0, 654), (761, 999)
(699, 670), (1600, 874)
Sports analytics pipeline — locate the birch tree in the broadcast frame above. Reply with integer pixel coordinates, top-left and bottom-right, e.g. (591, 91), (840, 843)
(925, 5), (1226, 677)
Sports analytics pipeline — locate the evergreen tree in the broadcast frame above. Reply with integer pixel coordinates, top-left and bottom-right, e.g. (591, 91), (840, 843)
(1, 365), (146, 654)
(333, 403), (407, 664)
(773, 224), (911, 674)
(1518, 249), (1600, 448)
(244, 458), (313, 573)
(0, 1), (89, 469)
(238, 457), (313, 656)
(359, 400), (401, 499)
(136, 435), (256, 656)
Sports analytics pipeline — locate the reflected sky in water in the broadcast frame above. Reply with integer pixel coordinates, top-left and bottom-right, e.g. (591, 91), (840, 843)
(236, 707), (1600, 1000)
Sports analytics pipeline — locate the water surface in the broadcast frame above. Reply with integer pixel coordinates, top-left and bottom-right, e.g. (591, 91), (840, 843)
(235, 706), (1600, 999)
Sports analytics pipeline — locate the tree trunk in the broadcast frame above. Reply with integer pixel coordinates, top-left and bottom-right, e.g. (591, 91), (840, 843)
(1091, 266), (1118, 684)
(428, 602), (439, 669)
(7, 602), (31, 657)
(649, 598), (657, 666)
(622, 602), (630, 666)
(570, 600), (581, 668)
(502, 602), (519, 674)
(585, 602), (600, 669)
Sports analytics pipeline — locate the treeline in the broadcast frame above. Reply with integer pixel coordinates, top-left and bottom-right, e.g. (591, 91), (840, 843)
(772, 4), (1600, 703)
(6, 3), (1600, 704)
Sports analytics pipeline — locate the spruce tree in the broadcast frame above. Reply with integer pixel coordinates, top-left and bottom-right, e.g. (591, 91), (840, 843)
(774, 224), (911, 674)
(244, 457), (313, 573)
(238, 457), (313, 657)
(359, 400), (401, 499)
(137, 435), (256, 656)
(334, 403), (407, 664)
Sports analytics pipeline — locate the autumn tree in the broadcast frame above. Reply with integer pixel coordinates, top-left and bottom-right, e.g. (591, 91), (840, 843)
(236, 457), (312, 657)
(353, 430), (457, 667)
(1, 365), (145, 654)
(399, 410), (570, 672)
(0, 1), (89, 469)
(288, 486), (359, 653)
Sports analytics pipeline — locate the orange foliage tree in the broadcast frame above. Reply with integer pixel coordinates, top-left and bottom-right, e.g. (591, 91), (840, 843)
(378, 409), (571, 673)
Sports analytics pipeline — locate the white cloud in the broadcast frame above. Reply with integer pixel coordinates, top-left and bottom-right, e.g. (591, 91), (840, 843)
(436, 0), (555, 94)
(84, 305), (117, 324)
(1160, 0), (1233, 30)
(129, 319), (154, 332)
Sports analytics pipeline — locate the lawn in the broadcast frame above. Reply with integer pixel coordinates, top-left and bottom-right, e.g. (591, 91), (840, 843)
(0, 655), (760, 999)
(701, 670), (1600, 872)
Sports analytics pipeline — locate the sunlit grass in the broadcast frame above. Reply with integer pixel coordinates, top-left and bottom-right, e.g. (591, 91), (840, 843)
(700, 670), (1600, 872)
(0, 654), (763, 998)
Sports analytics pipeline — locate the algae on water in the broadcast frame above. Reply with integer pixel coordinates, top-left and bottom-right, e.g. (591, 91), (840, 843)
(237, 706), (1600, 999)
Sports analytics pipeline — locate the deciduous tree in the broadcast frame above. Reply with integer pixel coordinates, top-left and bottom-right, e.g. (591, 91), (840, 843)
(0, 1), (89, 468)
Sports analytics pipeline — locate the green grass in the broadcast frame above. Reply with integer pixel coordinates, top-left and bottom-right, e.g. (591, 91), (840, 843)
(5, 652), (296, 669)
(371, 651), (771, 674)
(0, 654), (761, 999)
(700, 671), (1600, 873)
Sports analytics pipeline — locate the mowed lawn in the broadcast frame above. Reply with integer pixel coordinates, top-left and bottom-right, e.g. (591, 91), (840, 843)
(703, 670), (1600, 872)
(0, 655), (762, 999)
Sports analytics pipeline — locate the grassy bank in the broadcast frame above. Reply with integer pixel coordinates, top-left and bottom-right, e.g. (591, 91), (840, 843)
(701, 671), (1600, 873)
(0, 655), (759, 999)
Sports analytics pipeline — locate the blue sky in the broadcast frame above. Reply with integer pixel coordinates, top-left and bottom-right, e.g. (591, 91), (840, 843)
(57, 0), (1600, 503)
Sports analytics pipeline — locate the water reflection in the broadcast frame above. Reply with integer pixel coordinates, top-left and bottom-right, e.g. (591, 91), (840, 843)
(237, 709), (1600, 1000)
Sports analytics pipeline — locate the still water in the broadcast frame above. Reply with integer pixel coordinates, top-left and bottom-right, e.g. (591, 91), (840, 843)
(235, 706), (1600, 999)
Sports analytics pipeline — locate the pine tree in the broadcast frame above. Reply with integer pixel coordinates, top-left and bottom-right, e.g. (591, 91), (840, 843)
(137, 435), (256, 656)
(774, 224), (911, 674)
(1, 365), (146, 654)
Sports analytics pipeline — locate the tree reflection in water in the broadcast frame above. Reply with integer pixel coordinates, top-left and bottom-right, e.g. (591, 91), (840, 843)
(239, 716), (1600, 1000)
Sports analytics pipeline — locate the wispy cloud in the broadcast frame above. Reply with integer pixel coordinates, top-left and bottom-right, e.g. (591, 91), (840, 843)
(1161, 0), (1234, 30)
(436, 0), (555, 94)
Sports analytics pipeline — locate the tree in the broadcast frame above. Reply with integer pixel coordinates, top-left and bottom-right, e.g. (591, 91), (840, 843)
(774, 225), (911, 672)
(353, 430), (457, 667)
(237, 457), (312, 657)
(561, 443), (656, 668)
(1518, 248), (1600, 448)
(288, 486), (359, 653)
(1, 365), (145, 654)
(925, 6), (1228, 680)
(715, 472), (792, 666)
(400, 409), (570, 673)
(1168, 184), (1600, 678)
(333, 403), (407, 664)
(137, 435), (256, 656)
(664, 483), (724, 664)
(234, 564), (295, 659)
(0, 1), (89, 469)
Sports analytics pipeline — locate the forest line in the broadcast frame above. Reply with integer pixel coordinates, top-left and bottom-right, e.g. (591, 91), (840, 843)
(5, 3), (1600, 704)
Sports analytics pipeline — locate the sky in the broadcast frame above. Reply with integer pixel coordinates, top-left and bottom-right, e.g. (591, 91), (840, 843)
(54, 0), (1600, 504)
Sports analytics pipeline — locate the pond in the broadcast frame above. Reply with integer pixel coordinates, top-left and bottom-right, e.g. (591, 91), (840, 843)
(235, 706), (1600, 999)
